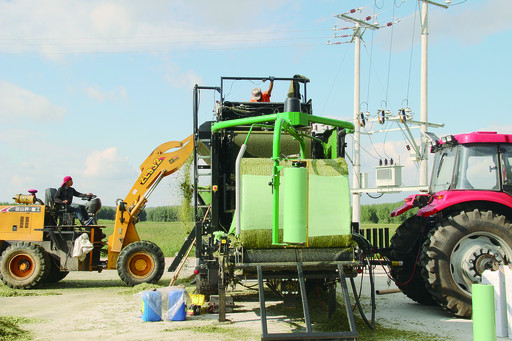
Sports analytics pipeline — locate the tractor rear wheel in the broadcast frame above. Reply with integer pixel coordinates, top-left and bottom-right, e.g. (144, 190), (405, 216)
(0, 242), (50, 289)
(389, 216), (436, 306)
(420, 209), (512, 317)
(117, 241), (165, 286)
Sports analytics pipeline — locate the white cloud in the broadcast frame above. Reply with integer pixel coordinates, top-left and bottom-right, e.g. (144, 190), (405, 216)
(347, 132), (424, 190)
(0, 0), (290, 57)
(84, 85), (127, 102)
(430, 0), (512, 44)
(163, 61), (203, 89)
(0, 81), (66, 122)
(83, 147), (132, 179)
(368, 0), (512, 51)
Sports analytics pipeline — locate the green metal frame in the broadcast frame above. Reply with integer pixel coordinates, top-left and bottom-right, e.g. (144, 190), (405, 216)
(212, 111), (354, 245)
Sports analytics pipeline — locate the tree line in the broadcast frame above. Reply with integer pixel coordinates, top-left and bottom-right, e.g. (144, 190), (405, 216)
(360, 201), (418, 224)
(95, 201), (415, 224)
(2, 200), (414, 224)
(97, 205), (193, 222)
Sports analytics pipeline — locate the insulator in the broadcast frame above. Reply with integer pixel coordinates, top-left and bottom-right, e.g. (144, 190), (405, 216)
(378, 110), (386, 124)
(399, 108), (407, 123)
(358, 112), (366, 127)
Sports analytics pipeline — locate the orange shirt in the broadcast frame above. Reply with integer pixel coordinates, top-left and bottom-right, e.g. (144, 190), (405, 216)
(250, 91), (271, 102)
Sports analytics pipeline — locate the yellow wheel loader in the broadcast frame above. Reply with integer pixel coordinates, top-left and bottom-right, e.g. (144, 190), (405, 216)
(0, 135), (193, 289)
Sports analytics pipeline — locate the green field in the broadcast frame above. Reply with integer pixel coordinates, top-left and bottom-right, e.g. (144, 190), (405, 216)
(360, 223), (399, 235)
(97, 220), (400, 257)
(98, 219), (194, 257)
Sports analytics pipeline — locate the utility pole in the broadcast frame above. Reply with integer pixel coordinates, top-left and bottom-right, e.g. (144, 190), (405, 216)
(334, 12), (379, 225)
(420, 0), (448, 186)
(353, 23), (362, 224)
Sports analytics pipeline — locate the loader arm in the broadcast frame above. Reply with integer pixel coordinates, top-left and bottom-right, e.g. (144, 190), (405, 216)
(107, 135), (194, 269)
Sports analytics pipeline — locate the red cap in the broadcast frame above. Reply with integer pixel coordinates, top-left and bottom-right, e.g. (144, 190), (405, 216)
(62, 176), (72, 186)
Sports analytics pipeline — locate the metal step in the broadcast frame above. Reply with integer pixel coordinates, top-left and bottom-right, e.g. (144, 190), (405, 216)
(254, 263), (358, 340)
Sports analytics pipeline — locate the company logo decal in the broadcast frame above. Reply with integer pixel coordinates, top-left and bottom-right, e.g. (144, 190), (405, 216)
(168, 156), (179, 165)
(139, 157), (166, 185)
(0, 206), (41, 213)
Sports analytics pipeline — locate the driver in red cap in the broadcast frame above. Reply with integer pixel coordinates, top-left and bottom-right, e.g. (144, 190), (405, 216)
(54, 176), (94, 225)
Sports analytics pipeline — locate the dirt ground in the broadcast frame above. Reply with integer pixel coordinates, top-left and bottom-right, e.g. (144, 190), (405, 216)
(0, 258), (503, 341)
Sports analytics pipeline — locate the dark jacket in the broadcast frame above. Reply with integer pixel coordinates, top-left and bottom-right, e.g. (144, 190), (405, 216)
(54, 186), (86, 205)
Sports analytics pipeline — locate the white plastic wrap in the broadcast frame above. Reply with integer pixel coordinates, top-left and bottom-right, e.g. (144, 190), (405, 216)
(135, 286), (192, 322)
(140, 290), (163, 322)
(482, 268), (508, 337)
(503, 266), (512, 339)
(164, 286), (191, 321)
(72, 233), (94, 261)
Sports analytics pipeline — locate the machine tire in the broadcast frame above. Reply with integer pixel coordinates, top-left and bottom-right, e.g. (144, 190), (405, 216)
(43, 257), (69, 283)
(389, 216), (436, 306)
(420, 209), (512, 318)
(0, 242), (50, 289)
(117, 241), (165, 286)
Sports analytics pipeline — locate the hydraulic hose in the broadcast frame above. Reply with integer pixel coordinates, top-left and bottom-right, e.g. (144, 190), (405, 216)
(350, 257), (376, 329)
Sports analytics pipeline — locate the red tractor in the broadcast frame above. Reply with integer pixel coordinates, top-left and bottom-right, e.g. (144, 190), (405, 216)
(389, 131), (512, 317)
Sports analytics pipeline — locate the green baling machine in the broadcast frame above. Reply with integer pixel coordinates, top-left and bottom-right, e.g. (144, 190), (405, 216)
(169, 76), (375, 339)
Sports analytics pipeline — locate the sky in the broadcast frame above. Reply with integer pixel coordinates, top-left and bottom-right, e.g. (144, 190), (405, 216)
(1, 0), (511, 208)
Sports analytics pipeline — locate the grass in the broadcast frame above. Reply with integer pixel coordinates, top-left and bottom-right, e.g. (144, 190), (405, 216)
(231, 288), (442, 341)
(0, 285), (61, 297)
(167, 323), (260, 340)
(95, 219), (398, 258)
(0, 287), (39, 297)
(0, 316), (31, 341)
(98, 219), (194, 257)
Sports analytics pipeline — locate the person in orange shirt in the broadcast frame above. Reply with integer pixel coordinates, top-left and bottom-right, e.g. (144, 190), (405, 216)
(250, 77), (274, 102)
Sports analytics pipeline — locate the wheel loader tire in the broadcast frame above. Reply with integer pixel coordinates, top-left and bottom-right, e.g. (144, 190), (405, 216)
(0, 242), (50, 289)
(43, 257), (69, 283)
(117, 241), (165, 286)
(389, 216), (436, 306)
(420, 209), (512, 318)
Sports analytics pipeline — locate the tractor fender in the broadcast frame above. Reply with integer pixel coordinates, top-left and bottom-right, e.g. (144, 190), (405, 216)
(417, 190), (512, 217)
(390, 194), (430, 217)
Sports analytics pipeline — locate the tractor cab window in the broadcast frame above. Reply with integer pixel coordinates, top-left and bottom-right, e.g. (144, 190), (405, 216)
(430, 147), (457, 193)
(455, 145), (499, 190)
(500, 146), (512, 194)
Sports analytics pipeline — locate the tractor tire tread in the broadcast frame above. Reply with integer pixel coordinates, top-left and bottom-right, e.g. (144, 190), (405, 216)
(0, 242), (50, 289)
(117, 240), (165, 287)
(420, 209), (512, 318)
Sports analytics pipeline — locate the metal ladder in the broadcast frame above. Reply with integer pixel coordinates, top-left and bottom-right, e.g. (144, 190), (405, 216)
(168, 85), (218, 272)
(256, 263), (358, 340)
